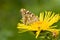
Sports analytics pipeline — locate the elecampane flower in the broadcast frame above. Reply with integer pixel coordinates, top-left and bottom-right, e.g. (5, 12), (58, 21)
(17, 11), (60, 39)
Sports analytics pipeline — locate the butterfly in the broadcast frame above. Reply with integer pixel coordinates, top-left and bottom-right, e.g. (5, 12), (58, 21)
(20, 8), (38, 25)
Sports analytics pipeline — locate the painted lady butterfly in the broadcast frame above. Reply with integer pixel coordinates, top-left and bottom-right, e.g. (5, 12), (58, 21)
(20, 8), (38, 25)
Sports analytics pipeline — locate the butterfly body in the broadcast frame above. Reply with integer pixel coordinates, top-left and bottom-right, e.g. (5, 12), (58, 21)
(20, 8), (38, 25)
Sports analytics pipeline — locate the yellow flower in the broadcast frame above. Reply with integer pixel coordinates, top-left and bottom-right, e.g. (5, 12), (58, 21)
(17, 11), (60, 38)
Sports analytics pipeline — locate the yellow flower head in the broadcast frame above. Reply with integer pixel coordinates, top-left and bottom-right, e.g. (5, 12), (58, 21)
(17, 11), (60, 38)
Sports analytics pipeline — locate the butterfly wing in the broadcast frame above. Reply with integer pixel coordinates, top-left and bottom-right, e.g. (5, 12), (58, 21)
(20, 8), (38, 25)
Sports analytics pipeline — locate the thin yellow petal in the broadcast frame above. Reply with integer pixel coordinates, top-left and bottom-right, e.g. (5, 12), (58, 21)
(44, 11), (52, 21)
(17, 23), (38, 31)
(36, 30), (41, 38)
(47, 29), (60, 32)
(18, 29), (28, 33)
(39, 12), (44, 22)
(47, 12), (55, 22)
(48, 14), (59, 27)
(50, 25), (57, 28)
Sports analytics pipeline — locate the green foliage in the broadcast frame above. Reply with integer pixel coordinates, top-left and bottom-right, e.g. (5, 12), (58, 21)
(0, 0), (60, 40)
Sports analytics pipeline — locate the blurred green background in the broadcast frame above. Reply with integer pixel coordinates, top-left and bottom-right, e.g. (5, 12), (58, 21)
(0, 0), (60, 40)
